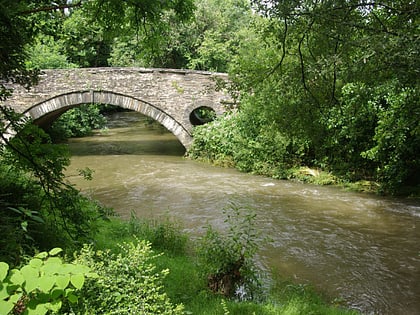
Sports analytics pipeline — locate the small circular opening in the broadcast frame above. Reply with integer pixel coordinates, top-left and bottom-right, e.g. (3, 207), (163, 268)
(189, 106), (216, 126)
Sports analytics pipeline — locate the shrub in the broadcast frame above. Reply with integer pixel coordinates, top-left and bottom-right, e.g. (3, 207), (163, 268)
(48, 105), (107, 140)
(197, 203), (264, 300)
(71, 240), (184, 314)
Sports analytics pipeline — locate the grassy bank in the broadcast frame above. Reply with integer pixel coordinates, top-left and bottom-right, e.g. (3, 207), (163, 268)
(89, 214), (360, 315)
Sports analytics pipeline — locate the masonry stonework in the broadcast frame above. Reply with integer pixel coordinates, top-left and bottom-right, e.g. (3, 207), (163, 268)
(2, 67), (231, 148)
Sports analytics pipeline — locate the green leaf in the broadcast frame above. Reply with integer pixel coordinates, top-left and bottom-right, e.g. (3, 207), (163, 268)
(0, 300), (14, 315)
(30, 302), (49, 315)
(21, 265), (39, 279)
(9, 270), (24, 286)
(29, 258), (43, 269)
(67, 292), (78, 304)
(9, 292), (22, 304)
(0, 262), (9, 282)
(35, 252), (48, 259)
(44, 257), (62, 265)
(55, 275), (70, 290)
(38, 275), (55, 292)
(70, 264), (90, 274)
(21, 221), (28, 232)
(21, 265), (39, 293)
(0, 284), (9, 300)
(70, 274), (85, 290)
(47, 300), (62, 312)
(48, 248), (63, 256)
(41, 261), (61, 275)
(86, 272), (99, 279)
(51, 288), (64, 300)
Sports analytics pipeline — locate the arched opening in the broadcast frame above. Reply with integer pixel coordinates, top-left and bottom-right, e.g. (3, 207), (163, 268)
(24, 91), (194, 149)
(189, 106), (216, 126)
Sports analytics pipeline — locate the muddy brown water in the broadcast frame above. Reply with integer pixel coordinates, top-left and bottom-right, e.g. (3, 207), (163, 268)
(65, 111), (420, 314)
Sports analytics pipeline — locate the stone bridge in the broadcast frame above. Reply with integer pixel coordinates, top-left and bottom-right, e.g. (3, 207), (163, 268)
(2, 67), (232, 148)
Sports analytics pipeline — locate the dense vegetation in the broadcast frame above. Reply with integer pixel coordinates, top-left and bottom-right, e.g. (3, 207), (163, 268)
(18, 0), (418, 195)
(187, 0), (419, 195)
(0, 0), (418, 313)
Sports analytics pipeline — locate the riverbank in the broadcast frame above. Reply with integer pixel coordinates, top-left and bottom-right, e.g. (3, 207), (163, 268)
(187, 154), (420, 197)
(91, 214), (360, 314)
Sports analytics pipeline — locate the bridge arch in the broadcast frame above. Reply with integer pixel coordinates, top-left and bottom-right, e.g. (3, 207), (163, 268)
(25, 90), (194, 148)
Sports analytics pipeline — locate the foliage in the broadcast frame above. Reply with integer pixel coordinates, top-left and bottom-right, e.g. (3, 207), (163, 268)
(108, 0), (255, 70)
(48, 105), (107, 140)
(362, 84), (420, 193)
(25, 35), (77, 70)
(208, 0), (420, 194)
(89, 216), (357, 315)
(60, 8), (112, 68)
(197, 203), (264, 300)
(70, 240), (184, 314)
(188, 113), (238, 167)
(0, 1), (39, 101)
(185, 0), (255, 72)
(0, 248), (94, 315)
(188, 112), (308, 178)
(127, 212), (188, 256)
(0, 109), (108, 263)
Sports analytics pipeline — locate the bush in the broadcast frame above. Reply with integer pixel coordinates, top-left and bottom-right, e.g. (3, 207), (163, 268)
(188, 112), (307, 179)
(71, 240), (184, 314)
(362, 85), (420, 193)
(188, 113), (239, 167)
(197, 203), (264, 300)
(49, 105), (107, 140)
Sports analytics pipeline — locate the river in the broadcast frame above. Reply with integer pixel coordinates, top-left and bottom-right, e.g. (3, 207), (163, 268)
(65, 111), (420, 315)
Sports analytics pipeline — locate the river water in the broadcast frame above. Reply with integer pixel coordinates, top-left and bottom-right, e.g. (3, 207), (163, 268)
(65, 111), (420, 315)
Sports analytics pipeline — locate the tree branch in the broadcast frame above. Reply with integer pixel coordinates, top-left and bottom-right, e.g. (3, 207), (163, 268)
(267, 17), (288, 76)
(297, 20), (319, 106)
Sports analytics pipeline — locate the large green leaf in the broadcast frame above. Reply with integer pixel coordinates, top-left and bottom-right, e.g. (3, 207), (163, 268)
(27, 302), (49, 315)
(21, 265), (40, 293)
(38, 275), (55, 292)
(35, 252), (48, 260)
(0, 284), (9, 300)
(0, 262), (9, 282)
(9, 270), (24, 286)
(66, 290), (78, 304)
(29, 258), (43, 269)
(0, 300), (14, 315)
(70, 274), (85, 290)
(48, 248), (63, 256)
(21, 265), (39, 279)
(55, 275), (70, 290)
(41, 259), (61, 275)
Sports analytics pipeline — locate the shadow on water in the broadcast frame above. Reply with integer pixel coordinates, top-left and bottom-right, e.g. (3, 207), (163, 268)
(68, 138), (186, 156)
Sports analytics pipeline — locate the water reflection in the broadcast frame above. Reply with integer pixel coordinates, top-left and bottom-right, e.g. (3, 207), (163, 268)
(66, 111), (420, 315)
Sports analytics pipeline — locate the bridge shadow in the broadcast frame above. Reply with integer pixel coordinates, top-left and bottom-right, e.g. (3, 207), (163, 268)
(67, 138), (186, 157)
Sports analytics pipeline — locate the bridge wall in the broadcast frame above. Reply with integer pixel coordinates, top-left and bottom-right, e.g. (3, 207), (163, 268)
(2, 67), (231, 148)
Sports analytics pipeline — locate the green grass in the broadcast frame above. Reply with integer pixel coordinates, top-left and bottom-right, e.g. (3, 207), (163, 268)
(89, 216), (360, 315)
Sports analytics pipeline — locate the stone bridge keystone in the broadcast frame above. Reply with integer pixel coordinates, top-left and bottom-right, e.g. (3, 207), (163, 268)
(2, 67), (232, 148)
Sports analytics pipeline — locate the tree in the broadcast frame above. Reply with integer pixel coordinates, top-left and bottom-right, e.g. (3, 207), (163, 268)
(109, 0), (255, 71)
(227, 0), (419, 192)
